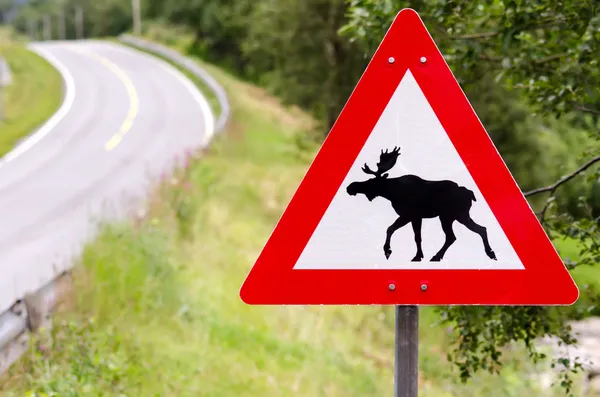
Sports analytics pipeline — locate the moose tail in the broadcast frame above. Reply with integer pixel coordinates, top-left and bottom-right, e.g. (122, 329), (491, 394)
(461, 186), (477, 202)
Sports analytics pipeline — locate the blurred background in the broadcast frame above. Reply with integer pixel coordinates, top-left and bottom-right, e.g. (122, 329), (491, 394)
(0, 1), (599, 396)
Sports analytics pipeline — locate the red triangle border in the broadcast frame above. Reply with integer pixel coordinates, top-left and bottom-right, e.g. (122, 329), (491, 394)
(240, 8), (579, 306)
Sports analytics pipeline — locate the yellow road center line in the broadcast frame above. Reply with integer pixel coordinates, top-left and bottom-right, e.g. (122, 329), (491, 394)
(70, 47), (139, 151)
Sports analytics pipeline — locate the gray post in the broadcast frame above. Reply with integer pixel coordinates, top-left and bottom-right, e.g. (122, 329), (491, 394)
(0, 56), (12, 122)
(132, 0), (141, 35)
(29, 19), (38, 41)
(43, 14), (51, 41)
(395, 305), (419, 397)
(27, 19), (35, 40)
(75, 7), (84, 40)
(58, 10), (66, 40)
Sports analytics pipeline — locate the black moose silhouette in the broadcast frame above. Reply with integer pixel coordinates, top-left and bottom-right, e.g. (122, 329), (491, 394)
(346, 146), (497, 262)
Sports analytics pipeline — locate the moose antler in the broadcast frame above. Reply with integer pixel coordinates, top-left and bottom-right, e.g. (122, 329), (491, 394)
(361, 163), (378, 175)
(362, 146), (401, 178)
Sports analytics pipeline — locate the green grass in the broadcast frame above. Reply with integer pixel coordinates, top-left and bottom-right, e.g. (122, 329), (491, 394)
(0, 34), (588, 396)
(553, 236), (600, 291)
(0, 41), (63, 156)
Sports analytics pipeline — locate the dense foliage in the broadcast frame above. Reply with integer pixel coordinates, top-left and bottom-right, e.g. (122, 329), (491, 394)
(346, 4), (600, 391)
(5, 0), (600, 392)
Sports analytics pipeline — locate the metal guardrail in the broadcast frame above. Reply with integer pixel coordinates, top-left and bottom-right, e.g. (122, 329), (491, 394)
(0, 52), (72, 373)
(117, 34), (231, 133)
(0, 272), (72, 373)
(0, 37), (231, 375)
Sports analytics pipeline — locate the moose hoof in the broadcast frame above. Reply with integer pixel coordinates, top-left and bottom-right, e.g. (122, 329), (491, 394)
(384, 248), (392, 260)
(487, 250), (497, 260)
(411, 255), (423, 262)
(430, 255), (442, 262)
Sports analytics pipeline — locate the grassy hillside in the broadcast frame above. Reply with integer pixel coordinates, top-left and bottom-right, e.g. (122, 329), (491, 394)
(0, 29), (63, 156)
(0, 37), (582, 396)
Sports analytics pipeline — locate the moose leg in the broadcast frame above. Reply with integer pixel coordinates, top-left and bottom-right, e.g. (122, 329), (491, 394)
(384, 217), (410, 260)
(431, 217), (456, 262)
(457, 214), (497, 260)
(411, 219), (424, 262)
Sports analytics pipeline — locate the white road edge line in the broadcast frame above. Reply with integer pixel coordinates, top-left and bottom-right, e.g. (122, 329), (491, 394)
(0, 44), (77, 168)
(96, 41), (216, 146)
(156, 58), (216, 146)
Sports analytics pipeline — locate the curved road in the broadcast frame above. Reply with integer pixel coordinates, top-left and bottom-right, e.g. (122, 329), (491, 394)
(0, 40), (214, 314)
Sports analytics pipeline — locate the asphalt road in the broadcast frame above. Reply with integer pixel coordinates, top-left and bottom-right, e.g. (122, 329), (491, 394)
(0, 40), (214, 314)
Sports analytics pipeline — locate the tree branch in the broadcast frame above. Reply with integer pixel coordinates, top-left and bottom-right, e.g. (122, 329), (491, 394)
(451, 16), (568, 41)
(572, 104), (600, 116)
(524, 155), (600, 197)
(452, 31), (499, 40)
(534, 52), (569, 64)
(539, 188), (557, 225)
(478, 53), (503, 62)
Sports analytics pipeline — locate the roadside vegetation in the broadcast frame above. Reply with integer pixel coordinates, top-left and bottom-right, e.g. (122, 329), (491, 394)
(0, 39), (580, 397)
(0, 28), (63, 156)
(2, 0), (600, 394)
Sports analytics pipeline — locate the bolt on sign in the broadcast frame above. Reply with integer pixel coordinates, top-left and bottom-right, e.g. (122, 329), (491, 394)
(239, 8), (579, 307)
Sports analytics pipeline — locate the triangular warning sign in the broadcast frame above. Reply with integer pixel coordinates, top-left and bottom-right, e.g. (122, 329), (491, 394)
(240, 8), (579, 306)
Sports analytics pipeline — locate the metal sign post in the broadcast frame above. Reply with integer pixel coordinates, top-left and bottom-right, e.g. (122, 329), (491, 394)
(395, 306), (419, 397)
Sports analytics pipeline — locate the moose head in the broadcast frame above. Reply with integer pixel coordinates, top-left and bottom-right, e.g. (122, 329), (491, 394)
(346, 146), (401, 201)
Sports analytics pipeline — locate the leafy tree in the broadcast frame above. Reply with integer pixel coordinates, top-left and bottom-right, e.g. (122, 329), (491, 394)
(10, 0), (133, 39)
(151, 0), (254, 75)
(243, 0), (367, 130)
(0, 0), (16, 23)
(342, 0), (600, 392)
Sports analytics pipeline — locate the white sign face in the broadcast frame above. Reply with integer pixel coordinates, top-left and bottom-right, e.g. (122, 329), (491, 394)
(294, 70), (524, 270)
